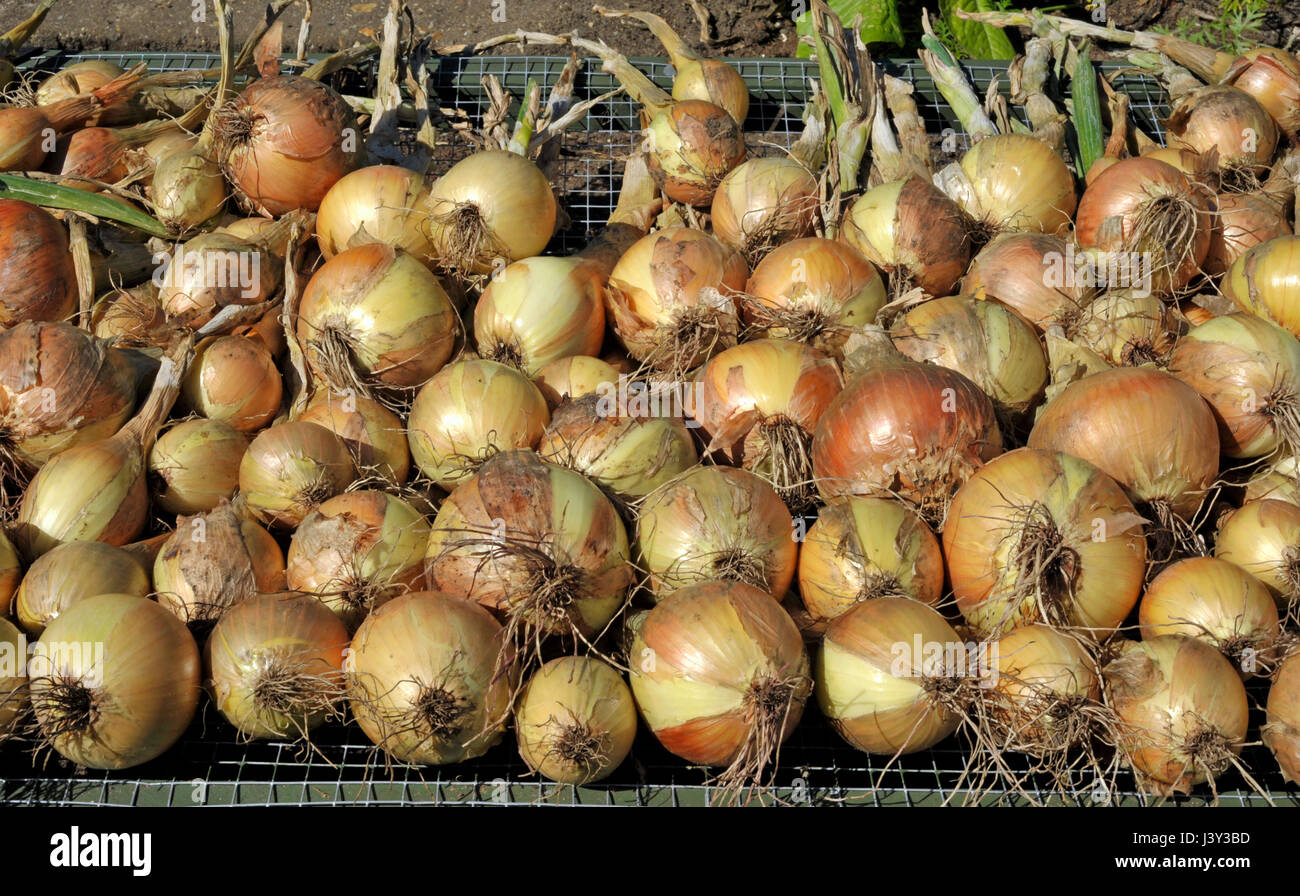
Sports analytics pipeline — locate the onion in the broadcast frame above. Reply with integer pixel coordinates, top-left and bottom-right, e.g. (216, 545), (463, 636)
(1067, 289), (1173, 368)
(34, 61), (125, 109)
(1203, 191), (1290, 276)
(1214, 499), (1300, 616)
(811, 358), (1002, 526)
(1242, 453), (1300, 506)
(153, 502), (286, 629)
(537, 392), (697, 506)
(287, 490), (430, 631)
(944, 447), (1146, 639)
(204, 592), (349, 740)
(1264, 651), (1300, 782)
(345, 591), (515, 764)
(151, 143), (227, 233)
(692, 339), (843, 511)
(297, 244), (458, 398)
(474, 256), (605, 375)
(1166, 86), (1279, 184)
(635, 466), (795, 601)
(425, 450), (632, 648)
(515, 656), (637, 785)
(425, 150), (557, 276)
(180, 334), (282, 432)
(962, 232), (1090, 333)
(797, 496), (944, 624)
(1168, 313), (1300, 459)
(1103, 636), (1249, 796)
(0, 67), (143, 172)
(142, 130), (196, 168)
(0, 531), (20, 616)
(629, 579), (810, 799)
(891, 296), (1048, 423)
(13, 541), (149, 637)
(1222, 235), (1300, 337)
(297, 389), (410, 484)
(29, 593), (200, 769)
(316, 164), (436, 261)
(1074, 157), (1213, 297)
(644, 99), (746, 207)
(407, 359), (550, 489)
(156, 225), (288, 327)
(238, 421), (357, 529)
(605, 227), (747, 373)
(533, 355), (623, 410)
(0, 199), (77, 326)
(710, 157), (818, 260)
(841, 176), (971, 298)
(53, 121), (181, 190)
(0, 617), (26, 739)
(216, 75), (360, 215)
(148, 418), (248, 515)
(742, 237), (886, 356)
(1223, 47), (1300, 137)
(1138, 557), (1278, 676)
(941, 134), (1077, 236)
(91, 286), (170, 345)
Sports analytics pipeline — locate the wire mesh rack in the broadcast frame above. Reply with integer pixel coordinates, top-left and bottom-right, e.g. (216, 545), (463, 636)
(4, 49), (1291, 807)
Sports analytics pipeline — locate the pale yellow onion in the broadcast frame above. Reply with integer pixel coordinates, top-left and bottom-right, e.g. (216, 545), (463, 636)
(148, 418), (248, 515)
(1214, 498), (1300, 613)
(990, 624), (1100, 752)
(238, 421), (356, 529)
(316, 164), (436, 261)
(946, 134), (1077, 235)
(180, 334), (282, 432)
(345, 591), (515, 764)
(515, 656), (637, 785)
(1264, 651), (1300, 782)
(151, 147), (228, 234)
(35, 61), (125, 108)
(0, 618), (26, 738)
(157, 229), (283, 326)
(1068, 289), (1173, 368)
(473, 256), (605, 375)
(533, 355), (623, 410)
(710, 156), (818, 259)
(296, 389), (410, 484)
(1222, 235), (1300, 338)
(13, 541), (150, 637)
(287, 490), (430, 631)
(215, 217), (281, 242)
(1243, 454), (1300, 507)
(141, 130), (196, 168)
(797, 496), (944, 624)
(406, 359), (549, 489)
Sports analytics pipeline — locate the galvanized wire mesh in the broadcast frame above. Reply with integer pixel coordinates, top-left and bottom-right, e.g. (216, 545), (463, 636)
(2, 49), (1292, 807)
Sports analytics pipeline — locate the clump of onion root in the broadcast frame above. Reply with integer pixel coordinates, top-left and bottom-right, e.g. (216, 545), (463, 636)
(631, 303), (739, 380)
(430, 201), (510, 284)
(238, 649), (345, 753)
(992, 500), (1083, 634)
(714, 670), (813, 806)
(535, 709), (613, 784)
(25, 674), (98, 769)
(1128, 190), (1201, 295)
(1141, 497), (1208, 573)
(744, 415), (818, 515)
(738, 293), (850, 356)
(304, 324), (416, 415)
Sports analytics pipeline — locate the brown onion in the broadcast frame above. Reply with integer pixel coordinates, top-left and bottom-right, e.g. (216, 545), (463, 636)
(0, 199), (77, 326)
(1167, 86), (1279, 183)
(644, 100), (747, 207)
(1223, 47), (1300, 137)
(180, 334), (282, 432)
(1068, 289), (1173, 368)
(156, 226), (287, 327)
(238, 421), (356, 529)
(1203, 191), (1290, 276)
(710, 156), (818, 260)
(963, 232), (1090, 333)
(296, 389), (410, 484)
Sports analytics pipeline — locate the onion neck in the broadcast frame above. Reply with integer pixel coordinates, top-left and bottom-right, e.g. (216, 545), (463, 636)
(571, 36), (673, 116)
(117, 337), (193, 452)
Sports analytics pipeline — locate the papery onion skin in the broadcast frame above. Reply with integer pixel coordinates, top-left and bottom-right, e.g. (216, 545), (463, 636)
(1166, 86), (1279, 177)
(13, 541), (150, 637)
(297, 390), (410, 484)
(962, 232), (1090, 333)
(1203, 192), (1290, 276)
(644, 100), (747, 207)
(1223, 48), (1300, 137)
(1214, 499), (1300, 613)
(797, 496), (944, 624)
(944, 448), (1146, 639)
(180, 335), (282, 433)
(151, 146), (229, 235)
(515, 656), (637, 785)
(952, 134), (1077, 236)
(1264, 652), (1300, 782)
(816, 597), (962, 755)
(30, 594), (200, 770)
(533, 355), (623, 410)
(157, 231), (282, 326)
(238, 421), (357, 530)
(345, 591), (514, 765)
(1068, 289), (1172, 368)
(710, 157), (818, 258)
(1222, 236), (1300, 338)
(148, 419), (248, 515)
(0, 200), (78, 326)
(316, 164), (436, 261)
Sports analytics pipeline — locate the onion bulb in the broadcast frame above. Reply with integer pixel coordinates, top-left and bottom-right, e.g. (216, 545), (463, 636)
(148, 418), (248, 515)
(238, 421), (357, 529)
(797, 496), (944, 624)
(180, 334), (282, 432)
(1203, 191), (1290, 276)
(1067, 289), (1173, 368)
(13, 541), (150, 637)
(989, 624), (1104, 759)
(151, 142), (228, 234)
(710, 157), (818, 260)
(533, 355), (623, 410)
(1166, 86), (1279, 184)
(1264, 651), (1300, 782)
(204, 592), (349, 740)
(941, 134), (1077, 236)
(0, 531), (20, 616)
(34, 61), (125, 109)
(1222, 235), (1300, 337)
(345, 591), (515, 764)
(296, 389), (410, 484)
(156, 225), (287, 327)
(0, 199), (78, 326)
(1214, 498), (1300, 615)
(629, 580), (810, 800)
(316, 164), (436, 261)
(644, 99), (746, 207)
(1223, 47), (1300, 137)
(962, 233), (1091, 333)
(515, 656), (637, 785)
(29, 593), (200, 770)
(0, 618), (26, 739)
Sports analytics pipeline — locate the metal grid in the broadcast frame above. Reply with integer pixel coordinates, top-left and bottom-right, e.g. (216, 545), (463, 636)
(6, 50), (1287, 807)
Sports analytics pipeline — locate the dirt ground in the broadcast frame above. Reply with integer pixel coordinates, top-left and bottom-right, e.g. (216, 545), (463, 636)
(1, 0), (798, 58)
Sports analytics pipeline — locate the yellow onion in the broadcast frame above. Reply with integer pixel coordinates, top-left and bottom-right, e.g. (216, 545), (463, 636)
(1138, 557), (1278, 676)
(13, 541), (150, 637)
(1104, 636), (1249, 796)
(29, 593), (200, 770)
(710, 157), (818, 260)
(406, 359), (549, 490)
(91, 286), (170, 345)
(1067, 289), (1173, 368)
(425, 451), (632, 644)
(316, 164), (436, 261)
(963, 232), (1091, 333)
(156, 226), (287, 327)
(0, 531), (19, 616)
(34, 60), (125, 108)
(1169, 313), (1300, 458)
(605, 227), (747, 373)
(1214, 499), (1300, 614)
(153, 502), (286, 629)
(474, 256), (606, 375)
(1028, 367), (1220, 526)
(204, 592), (349, 740)
(629, 580), (810, 799)
(296, 389), (410, 484)
(1140, 146), (1217, 185)
(425, 150), (557, 276)
(816, 597), (968, 755)
(0, 68), (143, 172)
(0, 617), (26, 739)
(692, 339), (843, 511)
(238, 421), (356, 529)
(1243, 453), (1300, 507)
(287, 490), (430, 631)
(515, 656), (637, 785)
(533, 355), (623, 410)
(1222, 235), (1300, 337)
(345, 591), (515, 764)
(892, 296), (1048, 422)
(180, 334), (282, 432)
(537, 391), (697, 505)
(150, 143), (228, 234)
(1203, 192), (1290, 276)
(1167, 86), (1279, 183)
(989, 624), (1102, 756)
(944, 448), (1146, 639)
(1223, 47), (1300, 137)
(941, 134), (1076, 236)
(841, 176), (971, 298)
(0, 199), (78, 325)
(797, 496), (944, 624)
(1264, 651), (1300, 782)
(298, 243), (458, 397)
(53, 121), (182, 191)
(635, 466), (795, 602)
(742, 237), (886, 355)
(148, 418), (248, 515)
(142, 129), (196, 167)
(216, 75), (360, 215)
(644, 99), (746, 207)
(811, 358), (1002, 526)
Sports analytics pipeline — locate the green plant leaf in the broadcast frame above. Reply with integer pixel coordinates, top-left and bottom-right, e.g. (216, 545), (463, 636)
(794, 0), (904, 58)
(940, 0), (1015, 59)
